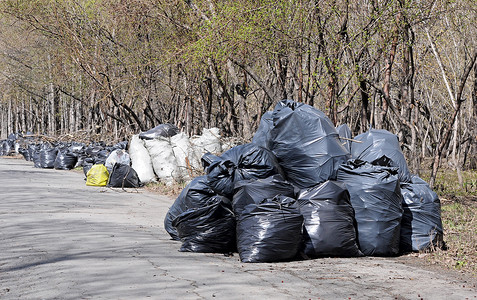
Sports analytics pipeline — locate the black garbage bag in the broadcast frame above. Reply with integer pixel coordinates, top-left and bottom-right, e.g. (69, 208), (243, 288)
(94, 149), (111, 165)
(1, 140), (7, 155)
(7, 133), (18, 140)
(336, 124), (352, 153)
(400, 175), (443, 252)
(351, 129), (411, 183)
(112, 140), (128, 150)
(32, 149), (42, 168)
(85, 145), (103, 157)
(107, 163), (141, 188)
(297, 181), (362, 257)
(39, 147), (58, 168)
(54, 150), (78, 170)
(139, 123), (180, 140)
(82, 157), (95, 176)
(172, 198), (236, 253)
(28, 144), (39, 162)
(269, 100), (350, 189)
(237, 195), (303, 263)
(73, 143), (88, 167)
(54, 142), (69, 152)
(1, 139), (14, 156)
(252, 111), (273, 149)
(201, 152), (217, 170)
(18, 148), (31, 161)
(164, 176), (222, 240)
(74, 152), (88, 168)
(69, 142), (86, 153)
(205, 143), (283, 198)
(232, 174), (295, 218)
(337, 159), (403, 256)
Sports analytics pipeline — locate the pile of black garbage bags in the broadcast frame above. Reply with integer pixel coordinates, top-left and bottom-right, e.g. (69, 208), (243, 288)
(165, 100), (443, 263)
(0, 133), (22, 157)
(8, 133), (141, 188)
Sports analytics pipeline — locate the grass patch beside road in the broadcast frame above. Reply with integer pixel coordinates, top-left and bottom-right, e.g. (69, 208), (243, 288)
(425, 198), (477, 277)
(420, 168), (477, 277)
(144, 181), (186, 198)
(426, 168), (477, 198)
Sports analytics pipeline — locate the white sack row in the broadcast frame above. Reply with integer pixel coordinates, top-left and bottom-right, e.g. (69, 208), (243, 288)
(129, 128), (224, 185)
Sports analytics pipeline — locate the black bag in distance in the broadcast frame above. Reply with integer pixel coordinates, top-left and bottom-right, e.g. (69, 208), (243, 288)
(337, 159), (403, 256)
(236, 195), (303, 263)
(232, 174), (295, 218)
(107, 163), (141, 188)
(94, 149), (111, 165)
(54, 151), (78, 170)
(297, 180), (362, 257)
(1, 139), (15, 156)
(82, 157), (95, 176)
(85, 145), (103, 157)
(75, 154), (87, 168)
(69, 142), (86, 153)
(400, 175), (443, 252)
(39, 147), (58, 168)
(351, 129), (412, 183)
(269, 100), (350, 189)
(18, 148), (31, 161)
(112, 140), (128, 150)
(139, 123), (180, 140)
(164, 175), (222, 240)
(32, 149), (41, 168)
(172, 198), (236, 253)
(7, 133), (18, 140)
(206, 143), (283, 198)
(28, 144), (39, 162)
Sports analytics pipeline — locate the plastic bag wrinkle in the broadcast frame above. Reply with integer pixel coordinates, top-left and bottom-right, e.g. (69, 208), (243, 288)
(297, 180), (362, 257)
(400, 175), (443, 252)
(206, 143), (283, 198)
(172, 198), (236, 253)
(164, 175), (222, 240)
(236, 195), (303, 263)
(337, 159), (403, 256)
(269, 100), (350, 189)
(232, 174), (295, 219)
(351, 129), (412, 183)
(107, 163), (141, 188)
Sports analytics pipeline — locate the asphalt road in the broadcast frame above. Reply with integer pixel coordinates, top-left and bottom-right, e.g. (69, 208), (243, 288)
(0, 157), (476, 300)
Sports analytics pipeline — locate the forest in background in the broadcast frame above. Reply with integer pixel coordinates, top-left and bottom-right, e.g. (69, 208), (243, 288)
(0, 0), (476, 187)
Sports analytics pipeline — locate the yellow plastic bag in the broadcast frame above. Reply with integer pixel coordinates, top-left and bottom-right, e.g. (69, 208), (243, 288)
(86, 164), (109, 186)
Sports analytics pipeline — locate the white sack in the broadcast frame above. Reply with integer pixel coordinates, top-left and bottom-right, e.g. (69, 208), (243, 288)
(145, 137), (178, 185)
(189, 128), (222, 171)
(129, 135), (156, 184)
(171, 132), (192, 181)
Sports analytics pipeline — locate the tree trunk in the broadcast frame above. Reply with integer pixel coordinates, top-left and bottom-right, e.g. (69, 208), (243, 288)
(227, 60), (252, 140)
(429, 50), (477, 188)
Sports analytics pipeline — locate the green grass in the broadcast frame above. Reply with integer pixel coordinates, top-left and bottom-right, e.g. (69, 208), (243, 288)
(420, 168), (477, 198)
(427, 201), (477, 276)
(418, 167), (477, 277)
